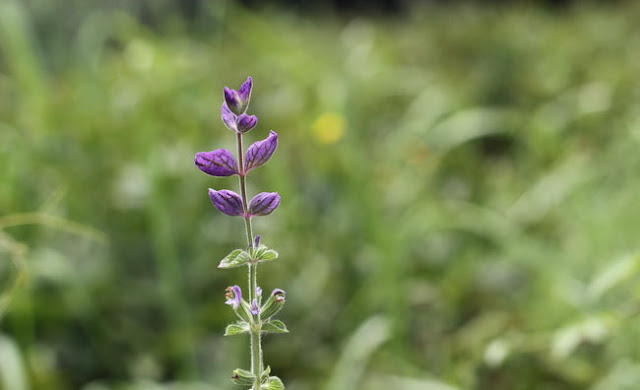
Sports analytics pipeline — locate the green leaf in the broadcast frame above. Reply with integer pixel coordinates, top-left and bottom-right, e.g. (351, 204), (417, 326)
(231, 368), (255, 386)
(262, 320), (289, 334)
(224, 322), (250, 336)
(218, 249), (251, 269)
(261, 376), (285, 390)
(251, 245), (279, 263)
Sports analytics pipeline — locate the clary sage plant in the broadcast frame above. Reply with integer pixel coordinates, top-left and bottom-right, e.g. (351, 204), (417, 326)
(194, 77), (286, 390)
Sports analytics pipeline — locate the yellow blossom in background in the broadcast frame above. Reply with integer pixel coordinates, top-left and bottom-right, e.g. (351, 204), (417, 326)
(311, 113), (345, 144)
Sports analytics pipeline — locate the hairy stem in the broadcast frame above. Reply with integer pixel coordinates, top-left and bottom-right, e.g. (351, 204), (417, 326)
(236, 132), (263, 389)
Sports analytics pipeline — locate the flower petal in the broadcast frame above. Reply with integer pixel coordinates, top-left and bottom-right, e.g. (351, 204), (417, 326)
(221, 102), (237, 132)
(237, 114), (258, 133)
(248, 192), (280, 216)
(245, 130), (278, 173)
(208, 189), (244, 216)
(194, 149), (238, 176)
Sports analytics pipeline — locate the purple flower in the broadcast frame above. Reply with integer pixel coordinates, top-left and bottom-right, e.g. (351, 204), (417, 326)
(250, 299), (260, 315)
(253, 235), (261, 247)
(271, 288), (285, 301)
(248, 192), (280, 216)
(194, 149), (238, 176)
(224, 76), (253, 115)
(245, 131), (278, 173)
(221, 102), (238, 132)
(256, 286), (262, 298)
(208, 189), (244, 216)
(225, 285), (242, 309)
(237, 114), (258, 133)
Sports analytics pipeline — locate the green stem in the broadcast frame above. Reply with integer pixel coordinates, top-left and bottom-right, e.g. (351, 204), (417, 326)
(236, 131), (263, 390)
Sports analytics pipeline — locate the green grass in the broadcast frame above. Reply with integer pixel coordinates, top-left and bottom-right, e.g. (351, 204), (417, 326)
(2, 1), (640, 389)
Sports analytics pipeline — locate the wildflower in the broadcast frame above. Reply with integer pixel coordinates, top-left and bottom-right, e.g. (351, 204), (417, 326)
(225, 286), (242, 310)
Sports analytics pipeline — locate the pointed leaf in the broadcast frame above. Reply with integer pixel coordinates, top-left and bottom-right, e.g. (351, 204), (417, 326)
(208, 189), (244, 216)
(218, 249), (251, 269)
(245, 131), (278, 173)
(194, 149), (238, 176)
(251, 245), (279, 263)
(224, 321), (250, 336)
(261, 376), (285, 390)
(262, 320), (289, 334)
(261, 366), (272, 382)
(248, 192), (280, 216)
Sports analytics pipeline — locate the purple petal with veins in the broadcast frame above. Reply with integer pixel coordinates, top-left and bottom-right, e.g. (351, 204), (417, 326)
(194, 149), (238, 176)
(250, 299), (259, 315)
(208, 189), (244, 216)
(221, 102), (237, 132)
(248, 192), (280, 216)
(245, 130), (278, 173)
(225, 285), (242, 309)
(237, 114), (258, 133)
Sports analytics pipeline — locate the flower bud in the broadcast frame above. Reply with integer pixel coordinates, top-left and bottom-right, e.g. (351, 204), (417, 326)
(230, 368), (255, 386)
(223, 76), (252, 115)
(221, 102), (237, 132)
(260, 288), (286, 319)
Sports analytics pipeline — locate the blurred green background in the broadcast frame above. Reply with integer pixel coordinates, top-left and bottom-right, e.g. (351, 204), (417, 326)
(2, 0), (640, 389)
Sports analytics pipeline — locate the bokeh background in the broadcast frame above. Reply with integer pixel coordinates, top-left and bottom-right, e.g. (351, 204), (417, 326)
(2, 0), (640, 389)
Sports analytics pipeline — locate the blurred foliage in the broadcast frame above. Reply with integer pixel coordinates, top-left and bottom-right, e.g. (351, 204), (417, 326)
(1, 0), (640, 389)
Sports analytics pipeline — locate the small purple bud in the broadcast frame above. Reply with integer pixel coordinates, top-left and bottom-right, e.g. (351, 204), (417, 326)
(224, 87), (242, 115)
(221, 102), (237, 132)
(256, 286), (262, 298)
(225, 285), (242, 309)
(248, 192), (280, 217)
(194, 149), (238, 176)
(223, 76), (252, 115)
(236, 114), (258, 133)
(250, 299), (260, 315)
(208, 189), (244, 216)
(245, 130), (278, 173)
(238, 76), (253, 104)
(253, 235), (261, 248)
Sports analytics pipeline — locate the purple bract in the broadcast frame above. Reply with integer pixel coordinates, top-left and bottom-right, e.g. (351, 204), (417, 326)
(194, 149), (238, 176)
(245, 131), (278, 173)
(248, 192), (280, 216)
(224, 76), (253, 115)
(208, 189), (244, 216)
